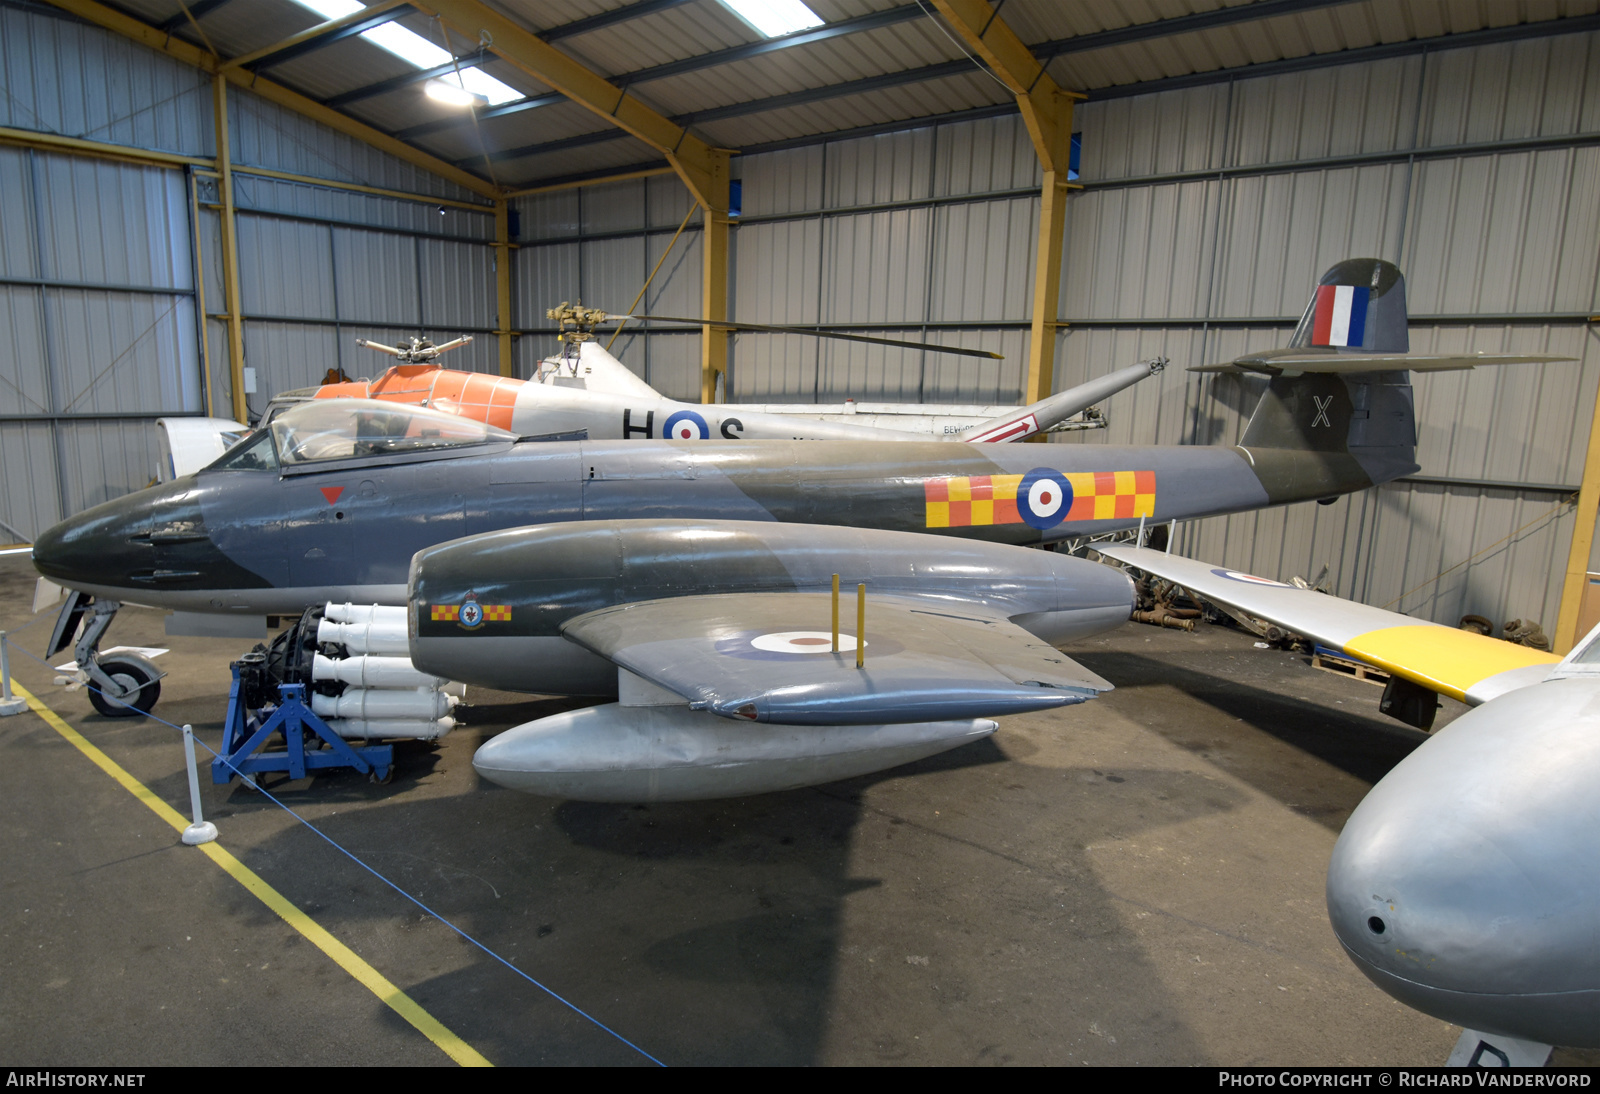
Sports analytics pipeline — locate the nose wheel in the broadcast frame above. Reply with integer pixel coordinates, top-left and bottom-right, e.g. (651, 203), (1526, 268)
(87, 656), (162, 717)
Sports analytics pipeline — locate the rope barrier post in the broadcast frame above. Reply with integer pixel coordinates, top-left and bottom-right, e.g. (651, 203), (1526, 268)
(4, 636), (661, 1064)
(181, 724), (218, 846)
(0, 632), (26, 716)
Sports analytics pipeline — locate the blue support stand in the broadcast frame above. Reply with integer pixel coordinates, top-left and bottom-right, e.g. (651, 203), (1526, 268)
(211, 665), (392, 786)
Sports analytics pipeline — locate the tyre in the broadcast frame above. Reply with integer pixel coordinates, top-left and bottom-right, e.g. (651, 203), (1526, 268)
(88, 657), (161, 717)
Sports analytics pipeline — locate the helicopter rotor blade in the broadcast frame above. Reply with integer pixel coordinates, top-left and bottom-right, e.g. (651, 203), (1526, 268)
(355, 339), (405, 357)
(622, 316), (1004, 360)
(430, 335), (474, 355)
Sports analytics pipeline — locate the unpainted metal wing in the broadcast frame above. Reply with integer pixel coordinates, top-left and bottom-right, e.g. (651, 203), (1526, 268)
(1099, 545), (1558, 705)
(560, 591), (1111, 725)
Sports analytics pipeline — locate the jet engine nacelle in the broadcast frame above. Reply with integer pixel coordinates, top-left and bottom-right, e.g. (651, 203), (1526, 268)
(407, 519), (1136, 696)
(1327, 674), (1600, 1049)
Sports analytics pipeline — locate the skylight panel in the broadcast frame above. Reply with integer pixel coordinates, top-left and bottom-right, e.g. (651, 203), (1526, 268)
(360, 21), (450, 67)
(719, 0), (824, 39)
(293, 0), (362, 19)
(286, 0), (523, 106)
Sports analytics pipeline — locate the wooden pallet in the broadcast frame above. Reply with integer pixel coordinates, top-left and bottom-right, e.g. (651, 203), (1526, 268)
(1310, 645), (1391, 687)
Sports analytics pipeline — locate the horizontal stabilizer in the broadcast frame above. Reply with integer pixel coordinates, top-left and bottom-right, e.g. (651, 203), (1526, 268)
(1192, 352), (1573, 375)
(561, 591), (1111, 725)
(1098, 546), (1557, 706)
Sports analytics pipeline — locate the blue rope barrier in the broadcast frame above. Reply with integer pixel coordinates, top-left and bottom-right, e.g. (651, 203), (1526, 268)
(7, 638), (666, 1067)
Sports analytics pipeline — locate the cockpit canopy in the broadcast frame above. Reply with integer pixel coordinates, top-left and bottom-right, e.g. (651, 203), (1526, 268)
(207, 398), (515, 472)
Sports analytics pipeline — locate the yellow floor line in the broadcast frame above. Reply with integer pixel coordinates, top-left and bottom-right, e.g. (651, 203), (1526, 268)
(11, 681), (492, 1068)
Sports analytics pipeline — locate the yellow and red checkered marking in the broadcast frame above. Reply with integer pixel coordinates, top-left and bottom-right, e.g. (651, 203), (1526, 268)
(925, 474), (1024, 528)
(430, 603), (512, 622)
(1065, 470), (1157, 522)
(925, 470), (1156, 527)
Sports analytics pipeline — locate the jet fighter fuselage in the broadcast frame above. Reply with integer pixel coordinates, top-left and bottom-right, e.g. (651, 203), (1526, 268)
(32, 366), (1400, 625)
(36, 414), (1290, 619)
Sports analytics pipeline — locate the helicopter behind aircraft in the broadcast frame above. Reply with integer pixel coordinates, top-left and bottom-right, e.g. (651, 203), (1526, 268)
(161, 306), (1162, 480)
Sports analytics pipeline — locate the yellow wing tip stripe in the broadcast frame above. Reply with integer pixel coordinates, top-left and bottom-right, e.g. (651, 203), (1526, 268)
(1342, 625), (1560, 703)
(11, 681), (493, 1069)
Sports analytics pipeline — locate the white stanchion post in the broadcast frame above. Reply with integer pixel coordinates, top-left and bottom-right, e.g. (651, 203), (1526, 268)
(181, 724), (218, 845)
(0, 632), (26, 716)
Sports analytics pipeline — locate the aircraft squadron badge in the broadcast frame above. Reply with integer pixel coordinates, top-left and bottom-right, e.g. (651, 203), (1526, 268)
(431, 591), (512, 630)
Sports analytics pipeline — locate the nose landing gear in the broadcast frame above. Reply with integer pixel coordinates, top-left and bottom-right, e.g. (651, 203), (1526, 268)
(47, 591), (165, 717)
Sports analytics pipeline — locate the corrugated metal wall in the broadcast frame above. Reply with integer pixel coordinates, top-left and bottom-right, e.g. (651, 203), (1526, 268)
(1056, 35), (1600, 633)
(0, 3), (494, 540)
(0, 141), (198, 540)
(5, 2), (1598, 636)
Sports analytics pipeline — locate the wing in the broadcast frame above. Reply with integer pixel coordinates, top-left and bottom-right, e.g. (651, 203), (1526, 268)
(1098, 545), (1558, 705)
(560, 591), (1112, 725)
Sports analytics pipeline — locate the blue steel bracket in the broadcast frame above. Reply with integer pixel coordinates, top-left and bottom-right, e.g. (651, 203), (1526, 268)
(212, 672), (393, 784)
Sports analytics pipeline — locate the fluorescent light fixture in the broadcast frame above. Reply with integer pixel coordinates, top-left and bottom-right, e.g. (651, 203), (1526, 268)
(425, 77), (486, 108)
(718, 0), (824, 38)
(287, 0), (523, 105)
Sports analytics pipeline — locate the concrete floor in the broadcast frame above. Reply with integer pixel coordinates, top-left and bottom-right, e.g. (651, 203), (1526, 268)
(0, 552), (1589, 1067)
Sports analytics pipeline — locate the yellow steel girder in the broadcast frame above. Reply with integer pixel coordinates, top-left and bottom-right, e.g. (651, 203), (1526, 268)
(928, 0), (1085, 406)
(44, 0), (500, 199)
(419, 0), (724, 209)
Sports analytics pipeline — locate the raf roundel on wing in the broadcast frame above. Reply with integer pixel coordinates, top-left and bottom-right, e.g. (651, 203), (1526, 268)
(1209, 567), (1292, 588)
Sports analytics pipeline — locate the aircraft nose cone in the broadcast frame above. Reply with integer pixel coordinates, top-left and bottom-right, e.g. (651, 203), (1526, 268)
(31, 489), (154, 589)
(1327, 679), (1600, 1047)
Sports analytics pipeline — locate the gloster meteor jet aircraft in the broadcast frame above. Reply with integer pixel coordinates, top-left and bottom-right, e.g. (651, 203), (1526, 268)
(1101, 544), (1592, 1066)
(31, 260), (1566, 799)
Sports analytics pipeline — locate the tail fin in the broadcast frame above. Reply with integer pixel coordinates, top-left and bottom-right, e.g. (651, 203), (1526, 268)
(1240, 259), (1420, 495)
(1234, 368), (1419, 499)
(1289, 258), (1408, 353)
(1198, 257), (1571, 503)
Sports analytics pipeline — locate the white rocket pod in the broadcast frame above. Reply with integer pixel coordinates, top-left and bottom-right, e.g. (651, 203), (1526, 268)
(316, 617), (409, 655)
(323, 716), (456, 741)
(311, 688), (457, 721)
(472, 702), (996, 802)
(324, 602), (409, 625)
(312, 652), (450, 690)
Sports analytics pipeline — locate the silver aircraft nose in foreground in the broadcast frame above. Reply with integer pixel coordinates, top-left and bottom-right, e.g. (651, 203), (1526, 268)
(1100, 544), (1594, 1065)
(1325, 669), (1600, 1056)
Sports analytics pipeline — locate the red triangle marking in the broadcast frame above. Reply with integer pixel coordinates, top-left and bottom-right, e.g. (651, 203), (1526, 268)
(320, 486), (345, 505)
